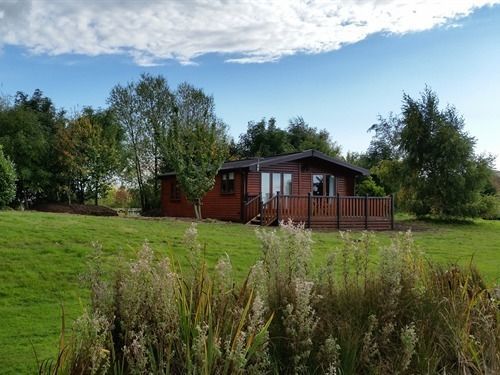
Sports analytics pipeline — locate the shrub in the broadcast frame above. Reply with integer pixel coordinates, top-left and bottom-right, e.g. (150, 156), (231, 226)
(355, 176), (386, 197)
(41, 223), (499, 374)
(0, 145), (16, 207)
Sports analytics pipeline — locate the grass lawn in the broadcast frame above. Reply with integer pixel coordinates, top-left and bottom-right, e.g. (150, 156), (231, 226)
(0, 210), (499, 373)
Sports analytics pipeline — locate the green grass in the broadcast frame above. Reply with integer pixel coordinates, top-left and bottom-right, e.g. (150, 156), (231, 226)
(0, 210), (499, 373)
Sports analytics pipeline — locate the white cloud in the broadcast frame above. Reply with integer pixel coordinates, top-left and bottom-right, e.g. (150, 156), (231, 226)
(0, 0), (498, 66)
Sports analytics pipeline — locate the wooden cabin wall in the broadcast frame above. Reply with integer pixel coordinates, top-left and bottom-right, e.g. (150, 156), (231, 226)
(246, 158), (357, 197)
(161, 172), (243, 221)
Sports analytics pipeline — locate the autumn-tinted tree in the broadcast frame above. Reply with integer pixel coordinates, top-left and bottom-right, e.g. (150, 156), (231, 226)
(166, 83), (228, 219)
(56, 108), (123, 204)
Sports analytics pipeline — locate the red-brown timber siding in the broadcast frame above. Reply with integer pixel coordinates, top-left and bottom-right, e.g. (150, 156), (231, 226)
(161, 172), (243, 221)
(247, 159), (356, 197)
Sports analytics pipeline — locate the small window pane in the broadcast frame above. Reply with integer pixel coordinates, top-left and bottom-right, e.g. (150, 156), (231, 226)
(283, 174), (292, 195)
(221, 172), (235, 194)
(261, 173), (271, 201)
(327, 175), (335, 196)
(313, 174), (324, 196)
(272, 173), (281, 194)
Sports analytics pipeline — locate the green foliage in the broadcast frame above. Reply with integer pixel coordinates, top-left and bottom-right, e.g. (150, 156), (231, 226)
(40, 223), (499, 374)
(236, 117), (290, 157)
(236, 116), (340, 158)
(367, 87), (495, 218)
(55, 108), (123, 204)
(108, 74), (173, 210)
(355, 176), (386, 197)
(0, 90), (63, 205)
(0, 145), (16, 207)
(371, 159), (404, 196)
(166, 83), (229, 219)
(399, 88), (493, 218)
(287, 116), (341, 157)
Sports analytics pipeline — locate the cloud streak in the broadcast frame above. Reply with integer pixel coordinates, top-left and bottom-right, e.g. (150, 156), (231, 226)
(0, 0), (498, 65)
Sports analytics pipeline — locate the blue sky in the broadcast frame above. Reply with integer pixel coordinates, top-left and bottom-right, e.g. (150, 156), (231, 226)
(0, 1), (499, 167)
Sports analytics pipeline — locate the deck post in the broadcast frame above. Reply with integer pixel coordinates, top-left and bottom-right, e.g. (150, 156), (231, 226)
(242, 193), (248, 222)
(390, 194), (394, 230)
(365, 194), (368, 230)
(276, 192), (280, 224)
(336, 193), (341, 230)
(260, 199), (264, 226)
(307, 192), (312, 229)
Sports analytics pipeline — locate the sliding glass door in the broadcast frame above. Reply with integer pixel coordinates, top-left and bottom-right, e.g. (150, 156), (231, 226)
(261, 172), (293, 201)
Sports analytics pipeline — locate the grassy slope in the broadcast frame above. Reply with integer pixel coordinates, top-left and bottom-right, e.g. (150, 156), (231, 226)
(0, 211), (498, 373)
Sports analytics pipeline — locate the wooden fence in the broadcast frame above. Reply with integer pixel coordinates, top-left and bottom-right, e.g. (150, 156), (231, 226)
(245, 193), (394, 230)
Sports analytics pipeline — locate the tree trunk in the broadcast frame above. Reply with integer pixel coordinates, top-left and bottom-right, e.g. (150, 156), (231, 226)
(94, 179), (99, 206)
(194, 199), (202, 220)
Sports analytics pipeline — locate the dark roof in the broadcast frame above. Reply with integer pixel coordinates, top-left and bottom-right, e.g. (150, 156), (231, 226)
(159, 150), (369, 177)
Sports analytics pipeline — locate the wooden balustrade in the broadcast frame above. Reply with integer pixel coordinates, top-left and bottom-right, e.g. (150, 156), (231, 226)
(243, 194), (261, 223)
(247, 194), (393, 229)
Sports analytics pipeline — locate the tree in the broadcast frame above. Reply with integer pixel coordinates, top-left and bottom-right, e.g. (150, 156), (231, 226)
(56, 108), (123, 205)
(236, 118), (290, 157)
(236, 116), (341, 158)
(287, 116), (341, 156)
(135, 74), (174, 199)
(0, 94), (55, 204)
(108, 74), (173, 210)
(0, 145), (16, 207)
(372, 87), (494, 218)
(166, 83), (229, 219)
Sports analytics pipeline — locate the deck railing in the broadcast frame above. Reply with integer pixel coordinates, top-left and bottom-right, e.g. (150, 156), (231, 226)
(247, 193), (394, 230)
(243, 194), (261, 223)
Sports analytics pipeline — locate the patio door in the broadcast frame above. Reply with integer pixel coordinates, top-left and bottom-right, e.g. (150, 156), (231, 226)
(261, 172), (293, 201)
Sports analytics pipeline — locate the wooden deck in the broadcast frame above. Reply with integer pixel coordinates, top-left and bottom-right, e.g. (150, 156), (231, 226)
(244, 193), (394, 230)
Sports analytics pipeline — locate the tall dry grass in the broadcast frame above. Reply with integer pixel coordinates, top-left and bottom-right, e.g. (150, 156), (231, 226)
(39, 222), (499, 374)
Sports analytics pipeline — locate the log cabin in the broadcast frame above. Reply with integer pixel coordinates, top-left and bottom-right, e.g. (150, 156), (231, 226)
(160, 150), (394, 230)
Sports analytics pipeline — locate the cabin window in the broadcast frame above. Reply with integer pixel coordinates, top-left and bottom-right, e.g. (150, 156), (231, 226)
(272, 173), (281, 194)
(326, 175), (335, 196)
(313, 174), (335, 196)
(261, 172), (293, 201)
(312, 174), (324, 196)
(283, 173), (292, 195)
(261, 172), (271, 201)
(221, 172), (235, 194)
(170, 181), (181, 201)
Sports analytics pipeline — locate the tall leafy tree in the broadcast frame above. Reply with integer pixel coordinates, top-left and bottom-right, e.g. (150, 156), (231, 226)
(287, 116), (341, 156)
(0, 90), (63, 205)
(109, 74), (173, 210)
(135, 74), (174, 198)
(236, 116), (340, 158)
(166, 83), (228, 219)
(56, 108), (123, 205)
(398, 88), (492, 217)
(367, 87), (494, 217)
(236, 118), (290, 157)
